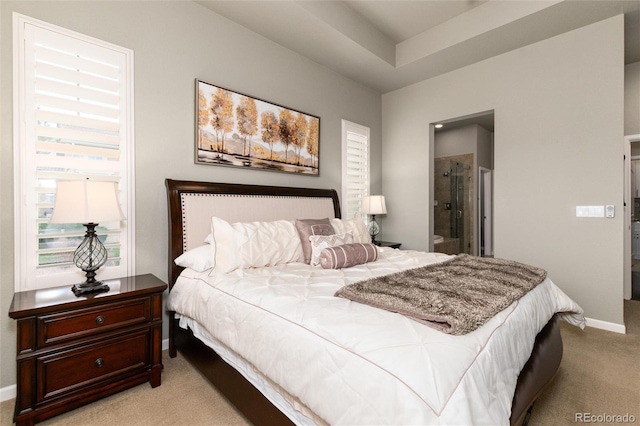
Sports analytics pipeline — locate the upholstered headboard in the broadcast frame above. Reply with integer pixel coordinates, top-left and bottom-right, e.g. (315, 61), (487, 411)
(165, 179), (341, 289)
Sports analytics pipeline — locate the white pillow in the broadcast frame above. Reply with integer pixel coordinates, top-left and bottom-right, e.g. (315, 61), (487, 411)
(211, 217), (304, 273)
(308, 232), (354, 266)
(330, 218), (371, 244)
(174, 245), (213, 272)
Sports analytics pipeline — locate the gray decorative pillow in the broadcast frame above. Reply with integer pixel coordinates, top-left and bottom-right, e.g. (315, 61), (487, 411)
(319, 243), (378, 269)
(295, 218), (334, 264)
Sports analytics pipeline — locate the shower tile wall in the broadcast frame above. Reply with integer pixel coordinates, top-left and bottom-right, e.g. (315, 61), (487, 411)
(434, 154), (474, 255)
(434, 159), (452, 238)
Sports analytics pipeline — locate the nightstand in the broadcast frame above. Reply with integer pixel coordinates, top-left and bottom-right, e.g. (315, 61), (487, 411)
(8, 274), (167, 426)
(375, 241), (402, 249)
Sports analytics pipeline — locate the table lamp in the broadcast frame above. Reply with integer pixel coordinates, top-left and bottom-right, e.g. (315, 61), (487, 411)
(361, 195), (387, 245)
(50, 179), (125, 296)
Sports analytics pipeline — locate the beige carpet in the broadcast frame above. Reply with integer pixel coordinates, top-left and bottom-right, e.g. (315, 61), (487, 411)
(529, 300), (640, 425)
(2, 301), (639, 425)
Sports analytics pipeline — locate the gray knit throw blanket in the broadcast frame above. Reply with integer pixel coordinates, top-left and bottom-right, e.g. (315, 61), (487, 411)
(335, 254), (547, 335)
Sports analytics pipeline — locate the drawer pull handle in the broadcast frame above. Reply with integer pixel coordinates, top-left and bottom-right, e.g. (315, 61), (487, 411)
(95, 358), (104, 368)
(95, 315), (105, 325)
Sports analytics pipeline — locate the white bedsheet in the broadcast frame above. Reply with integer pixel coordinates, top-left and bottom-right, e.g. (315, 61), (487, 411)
(167, 248), (584, 425)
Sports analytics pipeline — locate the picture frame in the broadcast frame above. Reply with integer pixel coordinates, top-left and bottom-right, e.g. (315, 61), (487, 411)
(196, 79), (320, 175)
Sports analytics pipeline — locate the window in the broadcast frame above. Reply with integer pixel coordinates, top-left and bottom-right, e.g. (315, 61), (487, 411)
(341, 120), (370, 220)
(13, 14), (135, 291)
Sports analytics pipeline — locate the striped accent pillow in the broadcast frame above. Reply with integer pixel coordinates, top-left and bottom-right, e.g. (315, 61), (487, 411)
(319, 243), (378, 269)
(309, 233), (353, 266)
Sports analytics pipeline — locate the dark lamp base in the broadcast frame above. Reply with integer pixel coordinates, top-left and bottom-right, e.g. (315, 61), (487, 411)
(72, 282), (110, 297)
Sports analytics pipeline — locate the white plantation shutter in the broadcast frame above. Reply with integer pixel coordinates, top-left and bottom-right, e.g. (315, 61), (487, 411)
(14, 14), (135, 291)
(341, 120), (370, 220)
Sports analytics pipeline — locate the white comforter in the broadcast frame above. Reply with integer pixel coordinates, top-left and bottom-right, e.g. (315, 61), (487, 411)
(167, 248), (584, 425)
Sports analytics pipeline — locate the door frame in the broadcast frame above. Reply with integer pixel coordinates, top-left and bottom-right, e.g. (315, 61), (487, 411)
(625, 134), (640, 300)
(478, 167), (493, 257)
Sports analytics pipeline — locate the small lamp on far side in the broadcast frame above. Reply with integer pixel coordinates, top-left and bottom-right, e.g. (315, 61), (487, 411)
(50, 179), (125, 296)
(361, 195), (387, 245)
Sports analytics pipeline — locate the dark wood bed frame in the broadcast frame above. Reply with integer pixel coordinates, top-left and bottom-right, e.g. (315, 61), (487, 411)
(165, 178), (562, 426)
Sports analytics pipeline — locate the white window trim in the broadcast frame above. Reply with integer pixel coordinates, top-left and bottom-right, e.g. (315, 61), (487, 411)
(13, 13), (135, 291)
(341, 120), (370, 220)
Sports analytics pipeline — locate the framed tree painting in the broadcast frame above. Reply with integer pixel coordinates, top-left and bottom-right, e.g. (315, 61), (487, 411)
(196, 79), (320, 175)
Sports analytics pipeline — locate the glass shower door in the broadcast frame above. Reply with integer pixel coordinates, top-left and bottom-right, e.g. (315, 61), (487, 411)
(450, 161), (467, 254)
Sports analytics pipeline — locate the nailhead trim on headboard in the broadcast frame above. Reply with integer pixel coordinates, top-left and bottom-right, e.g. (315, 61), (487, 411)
(179, 192), (336, 252)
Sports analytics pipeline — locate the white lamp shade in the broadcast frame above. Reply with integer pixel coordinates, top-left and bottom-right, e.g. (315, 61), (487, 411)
(361, 195), (387, 215)
(50, 180), (125, 224)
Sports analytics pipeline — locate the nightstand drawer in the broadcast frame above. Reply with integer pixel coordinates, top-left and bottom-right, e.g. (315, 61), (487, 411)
(38, 298), (150, 346)
(37, 331), (149, 402)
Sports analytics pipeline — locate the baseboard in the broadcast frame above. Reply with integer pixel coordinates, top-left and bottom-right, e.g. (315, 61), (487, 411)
(0, 338), (171, 403)
(0, 384), (16, 403)
(585, 317), (626, 334)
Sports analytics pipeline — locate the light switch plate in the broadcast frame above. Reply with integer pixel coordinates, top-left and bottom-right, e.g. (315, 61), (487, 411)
(576, 206), (605, 218)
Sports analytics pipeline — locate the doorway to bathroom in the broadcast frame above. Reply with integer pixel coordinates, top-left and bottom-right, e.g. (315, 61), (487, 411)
(432, 111), (494, 256)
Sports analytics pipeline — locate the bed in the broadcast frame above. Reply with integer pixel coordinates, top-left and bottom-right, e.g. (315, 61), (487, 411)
(165, 179), (584, 425)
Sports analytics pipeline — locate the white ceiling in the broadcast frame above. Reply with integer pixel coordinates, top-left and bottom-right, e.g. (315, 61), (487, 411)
(198, 1), (640, 94)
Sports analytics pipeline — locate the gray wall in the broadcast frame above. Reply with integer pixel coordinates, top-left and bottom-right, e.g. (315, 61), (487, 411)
(382, 17), (625, 327)
(0, 1), (382, 389)
(434, 124), (493, 168)
(477, 126), (493, 170)
(626, 62), (640, 136)
(434, 125), (477, 159)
